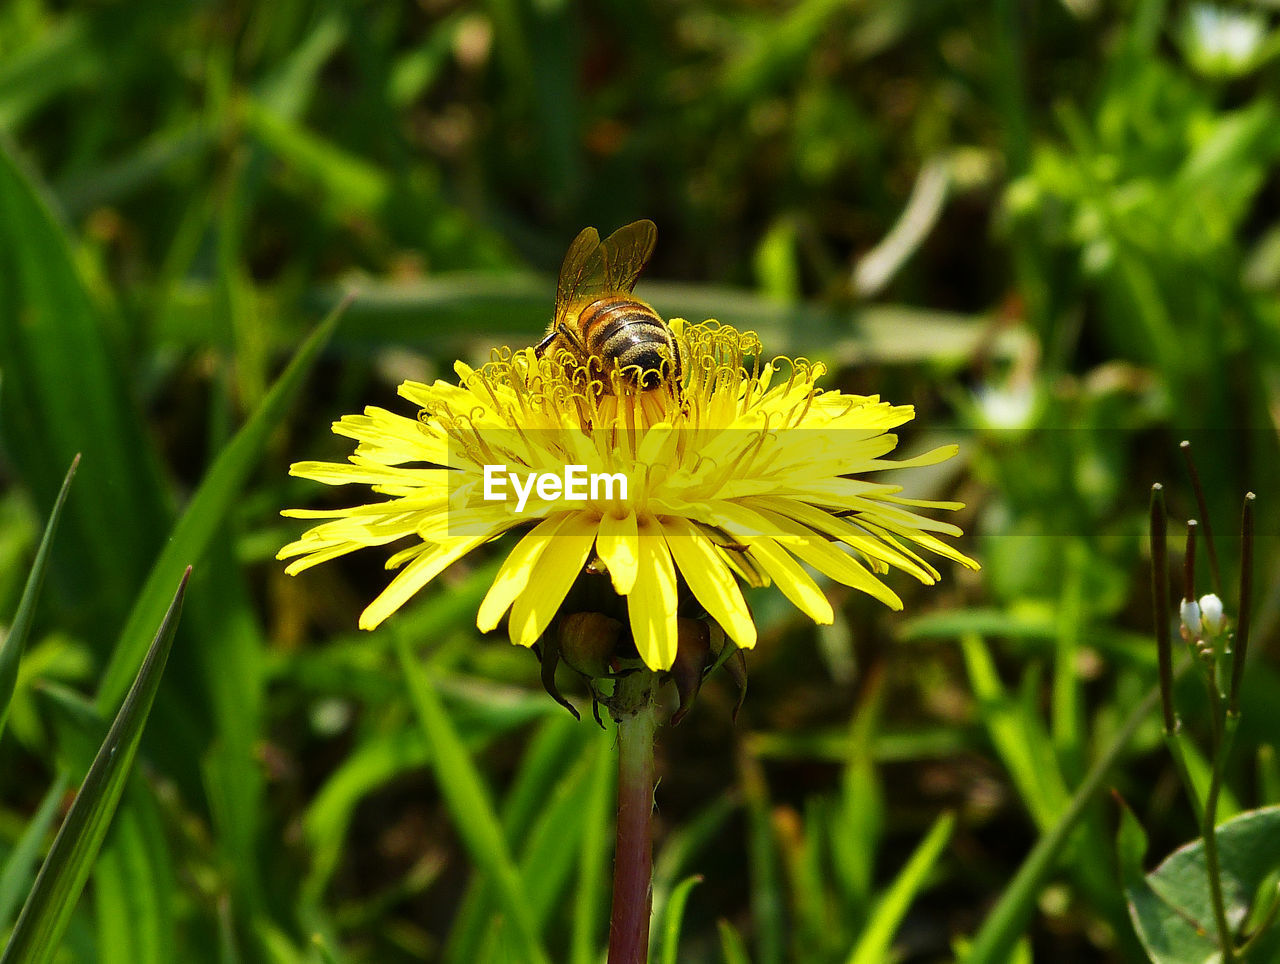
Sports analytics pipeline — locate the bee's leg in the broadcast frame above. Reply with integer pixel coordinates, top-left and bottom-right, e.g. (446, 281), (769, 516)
(533, 329), (558, 357)
(557, 323), (589, 356)
(534, 324), (589, 359)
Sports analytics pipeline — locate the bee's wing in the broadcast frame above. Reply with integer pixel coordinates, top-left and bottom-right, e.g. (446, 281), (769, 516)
(599, 219), (656, 293)
(555, 226), (603, 324)
(554, 220), (656, 324)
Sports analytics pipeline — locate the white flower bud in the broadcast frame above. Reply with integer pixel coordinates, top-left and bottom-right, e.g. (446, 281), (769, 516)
(1180, 598), (1203, 639)
(1198, 593), (1225, 637)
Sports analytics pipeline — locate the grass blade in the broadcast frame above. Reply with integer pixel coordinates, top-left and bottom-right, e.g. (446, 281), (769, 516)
(739, 745), (784, 964)
(717, 919), (752, 964)
(0, 18), (100, 129)
(1, 568), (190, 964)
(846, 812), (955, 964)
(92, 791), (174, 964)
(959, 633), (1069, 830)
(517, 741), (602, 931)
(658, 875), (704, 964)
(96, 303), (345, 709)
(393, 633), (550, 964)
(302, 729), (431, 905)
(0, 453), (78, 739)
(0, 776), (70, 931)
(570, 732), (615, 964)
(964, 682), (1161, 963)
(243, 100), (388, 214)
(0, 140), (170, 636)
(651, 795), (739, 945)
(444, 715), (585, 963)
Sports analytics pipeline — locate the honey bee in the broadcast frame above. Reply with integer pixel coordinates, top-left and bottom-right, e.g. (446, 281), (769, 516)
(535, 219), (682, 393)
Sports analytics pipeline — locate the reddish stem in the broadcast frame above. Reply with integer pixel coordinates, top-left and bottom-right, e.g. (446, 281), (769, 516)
(608, 673), (658, 964)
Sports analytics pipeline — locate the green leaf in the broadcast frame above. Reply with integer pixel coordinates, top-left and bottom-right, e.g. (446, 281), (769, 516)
(965, 681), (1162, 964)
(833, 670), (886, 911)
(0, 18), (101, 129)
(1122, 803), (1280, 963)
(1, 569), (189, 964)
(959, 634), (1069, 830)
(0, 140), (171, 635)
(570, 728), (615, 964)
(447, 718), (602, 964)
(393, 633), (550, 964)
(192, 541), (269, 923)
(718, 919), (753, 964)
(302, 728), (431, 905)
(92, 786), (175, 964)
(740, 750), (784, 964)
(243, 100), (389, 214)
(846, 812), (955, 964)
(96, 301), (344, 710)
(0, 453), (78, 739)
(658, 875), (704, 964)
(1116, 799), (1219, 964)
(307, 932), (344, 964)
(444, 715), (588, 964)
(55, 120), (220, 216)
(517, 738), (603, 929)
(0, 776), (70, 932)
(651, 794), (738, 948)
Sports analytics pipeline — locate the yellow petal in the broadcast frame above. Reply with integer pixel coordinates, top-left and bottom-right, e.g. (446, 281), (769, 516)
(748, 505), (902, 610)
(881, 493), (967, 512)
(858, 442), (960, 471)
(696, 499), (804, 545)
(279, 540), (363, 573)
(635, 423), (677, 467)
(476, 512), (571, 632)
(360, 531), (497, 629)
(332, 407), (448, 463)
(628, 519), (679, 669)
(746, 537), (833, 624)
(835, 495), (965, 536)
(507, 512), (600, 646)
(289, 460), (444, 487)
(750, 495), (935, 582)
(596, 509), (639, 594)
(660, 517), (757, 648)
(863, 517), (979, 571)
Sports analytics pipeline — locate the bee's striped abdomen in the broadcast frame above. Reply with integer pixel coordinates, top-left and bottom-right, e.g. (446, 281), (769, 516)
(579, 295), (679, 389)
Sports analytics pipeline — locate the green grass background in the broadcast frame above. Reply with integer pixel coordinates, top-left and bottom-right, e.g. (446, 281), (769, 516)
(2, 0), (1280, 960)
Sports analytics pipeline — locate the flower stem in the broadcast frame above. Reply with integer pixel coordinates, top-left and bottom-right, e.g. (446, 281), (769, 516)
(608, 670), (658, 964)
(1202, 664), (1237, 963)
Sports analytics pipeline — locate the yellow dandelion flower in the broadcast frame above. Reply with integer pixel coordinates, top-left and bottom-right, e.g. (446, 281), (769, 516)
(278, 321), (978, 671)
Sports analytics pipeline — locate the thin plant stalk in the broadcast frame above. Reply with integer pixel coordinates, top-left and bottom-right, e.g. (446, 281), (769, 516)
(608, 670), (658, 964)
(1197, 491), (1257, 962)
(1151, 485), (1202, 825)
(1180, 512), (1233, 959)
(1151, 485), (1175, 733)
(1228, 493), (1255, 717)
(1183, 519), (1198, 604)
(1180, 441), (1223, 598)
(1201, 660), (1236, 963)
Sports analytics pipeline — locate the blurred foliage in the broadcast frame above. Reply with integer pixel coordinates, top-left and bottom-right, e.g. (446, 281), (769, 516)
(1, 0), (1280, 961)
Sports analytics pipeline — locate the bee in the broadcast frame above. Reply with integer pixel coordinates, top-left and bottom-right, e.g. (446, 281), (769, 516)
(535, 219), (682, 393)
